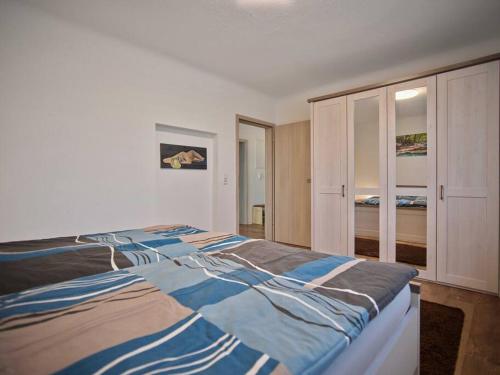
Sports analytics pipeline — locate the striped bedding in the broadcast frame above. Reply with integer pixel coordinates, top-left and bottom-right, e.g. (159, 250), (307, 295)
(0, 225), (417, 374)
(0, 225), (246, 295)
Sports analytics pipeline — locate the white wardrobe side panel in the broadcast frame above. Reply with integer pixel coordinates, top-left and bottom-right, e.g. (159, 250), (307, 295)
(437, 61), (499, 293)
(312, 97), (348, 255)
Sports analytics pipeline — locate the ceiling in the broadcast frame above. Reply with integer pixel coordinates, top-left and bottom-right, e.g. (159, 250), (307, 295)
(23, 0), (500, 97)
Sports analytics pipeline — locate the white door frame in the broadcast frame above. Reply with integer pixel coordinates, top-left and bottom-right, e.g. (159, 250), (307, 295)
(238, 140), (249, 224)
(235, 114), (275, 240)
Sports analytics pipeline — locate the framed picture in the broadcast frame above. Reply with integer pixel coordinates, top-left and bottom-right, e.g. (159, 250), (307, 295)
(160, 143), (207, 170)
(396, 132), (427, 157)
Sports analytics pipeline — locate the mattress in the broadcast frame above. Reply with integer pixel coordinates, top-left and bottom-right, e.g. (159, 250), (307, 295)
(323, 284), (411, 375)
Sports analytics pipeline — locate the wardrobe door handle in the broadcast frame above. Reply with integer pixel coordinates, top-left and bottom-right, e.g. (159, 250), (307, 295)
(342, 185), (345, 197)
(440, 185), (444, 200)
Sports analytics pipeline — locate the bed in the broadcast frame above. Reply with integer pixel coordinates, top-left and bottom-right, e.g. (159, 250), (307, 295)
(0, 225), (419, 374)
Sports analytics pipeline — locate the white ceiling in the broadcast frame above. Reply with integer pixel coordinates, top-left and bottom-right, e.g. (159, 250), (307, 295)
(23, 0), (500, 97)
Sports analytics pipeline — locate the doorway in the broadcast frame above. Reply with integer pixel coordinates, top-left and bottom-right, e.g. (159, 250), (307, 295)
(236, 115), (274, 240)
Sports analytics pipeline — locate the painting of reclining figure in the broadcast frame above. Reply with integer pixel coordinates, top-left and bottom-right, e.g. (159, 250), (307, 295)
(160, 143), (207, 169)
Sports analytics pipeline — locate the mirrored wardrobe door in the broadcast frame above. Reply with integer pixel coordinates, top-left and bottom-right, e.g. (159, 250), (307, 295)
(347, 88), (387, 262)
(387, 77), (436, 280)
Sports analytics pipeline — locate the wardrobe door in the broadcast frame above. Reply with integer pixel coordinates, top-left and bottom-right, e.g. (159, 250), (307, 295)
(347, 88), (387, 262)
(388, 77), (437, 281)
(312, 97), (348, 255)
(437, 62), (499, 293)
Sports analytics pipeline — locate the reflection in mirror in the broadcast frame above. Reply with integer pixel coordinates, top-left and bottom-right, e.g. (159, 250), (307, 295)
(354, 97), (379, 188)
(395, 195), (427, 269)
(395, 87), (427, 187)
(354, 195), (380, 260)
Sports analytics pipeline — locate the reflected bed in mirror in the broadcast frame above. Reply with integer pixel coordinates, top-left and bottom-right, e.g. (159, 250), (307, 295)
(355, 195), (427, 268)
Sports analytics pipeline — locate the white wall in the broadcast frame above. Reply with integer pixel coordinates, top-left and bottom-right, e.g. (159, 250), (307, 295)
(275, 37), (500, 124)
(238, 124), (266, 224)
(0, 0), (275, 241)
(2, 0), (499, 242)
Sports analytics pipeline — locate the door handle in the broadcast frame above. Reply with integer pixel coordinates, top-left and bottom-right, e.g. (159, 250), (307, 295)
(440, 185), (444, 200)
(342, 185), (345, 197)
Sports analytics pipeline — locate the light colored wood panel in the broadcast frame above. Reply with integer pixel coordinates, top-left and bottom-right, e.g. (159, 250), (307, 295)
(315, 101), (343, 190)
(446, 198), (489, 288)
(312, 97), (347, 253)
(315, 193), (343, 254)
(274, 121), (311, 247)
(275, 124), (291, 244)
(437, 61), (499, 293)
(291, 121), (312, 246)
(446, 71), (488, 191)
(265, 127), (274, 240)
(310, 103), (315, 250)
(447, 187), (488, 198)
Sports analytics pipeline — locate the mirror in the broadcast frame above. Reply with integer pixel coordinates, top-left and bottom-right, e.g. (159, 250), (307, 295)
(394, 87), (428, 269)
(355, 195), (380, 259)
(395, 195), (427, 270)
(353, 96), (381, 260)
(395, 87), (427, 187)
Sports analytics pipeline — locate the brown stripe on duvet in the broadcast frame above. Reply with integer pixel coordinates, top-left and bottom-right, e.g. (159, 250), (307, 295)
(181, 232), (234, 248)
(0, 247), (133, 295)
(0, 236), (98, 253)
(0, 282), (193, 375)
(215, 240), (329, 275)
(0, 285), (158, 331)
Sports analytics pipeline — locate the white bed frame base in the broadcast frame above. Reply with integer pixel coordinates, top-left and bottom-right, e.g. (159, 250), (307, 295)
(323, 283), (420, 375)
(367, 284), (420, 375)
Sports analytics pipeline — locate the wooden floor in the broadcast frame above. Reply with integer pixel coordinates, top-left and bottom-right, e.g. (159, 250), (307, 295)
(239, 224), (265, 239)
(420, 281), (500, 374)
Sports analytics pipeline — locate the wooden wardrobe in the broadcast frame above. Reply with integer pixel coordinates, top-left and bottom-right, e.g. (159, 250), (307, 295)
(311, 60), (499, 294)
